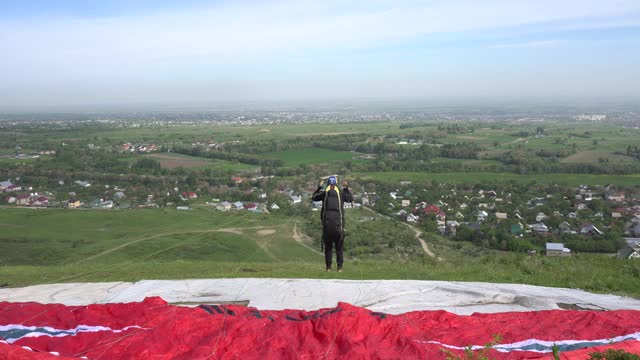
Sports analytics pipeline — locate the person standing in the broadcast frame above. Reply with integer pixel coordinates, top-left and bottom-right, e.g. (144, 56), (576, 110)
(312, 176), (353, 272)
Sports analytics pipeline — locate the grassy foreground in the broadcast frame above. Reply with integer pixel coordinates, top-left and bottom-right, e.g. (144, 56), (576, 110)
(1, 208), (639, 298)
(2, 255), (639, 298)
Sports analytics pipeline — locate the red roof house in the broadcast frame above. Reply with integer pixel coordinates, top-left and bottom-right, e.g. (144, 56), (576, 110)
(245, 203), (258, 211)
(182, 192), (198, 199)
(33, 197), (49, 206)
(423, 205), (441, 215)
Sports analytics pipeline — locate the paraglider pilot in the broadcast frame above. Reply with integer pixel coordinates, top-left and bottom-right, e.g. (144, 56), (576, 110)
(312, 176), (353, 272)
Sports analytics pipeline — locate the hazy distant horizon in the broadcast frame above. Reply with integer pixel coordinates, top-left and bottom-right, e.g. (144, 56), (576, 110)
(1, 0), (640, 108)
(1, 96), (639, 114)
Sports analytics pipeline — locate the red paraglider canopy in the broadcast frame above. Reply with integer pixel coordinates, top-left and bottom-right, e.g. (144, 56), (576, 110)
(1, 297), (639, 359)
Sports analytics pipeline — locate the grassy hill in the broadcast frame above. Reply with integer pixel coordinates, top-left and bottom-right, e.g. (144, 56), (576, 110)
(0, 208), (317, 266)
(1, 208), (639, 299)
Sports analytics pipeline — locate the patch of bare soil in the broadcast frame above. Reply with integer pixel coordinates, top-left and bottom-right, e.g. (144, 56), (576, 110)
(147, 154), (209, 169)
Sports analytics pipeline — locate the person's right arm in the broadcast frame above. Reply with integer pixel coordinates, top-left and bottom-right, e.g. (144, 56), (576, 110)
(311, 185), (325, 201)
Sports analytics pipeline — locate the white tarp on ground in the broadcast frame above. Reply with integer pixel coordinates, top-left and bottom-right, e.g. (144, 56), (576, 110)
(1, 279), (639, 315)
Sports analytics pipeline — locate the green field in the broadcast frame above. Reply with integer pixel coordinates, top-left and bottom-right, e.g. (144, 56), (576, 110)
(261, 147), (356, 165)
(355, 171), (640, 187)
(426, 157), (503, 166)
(0, 155), (46, 165)
(1, 122), (398, 144)
(3, 121), (639, 169)
(560, 150), (635, 164)
(0, 157), (36, 165)
(1, 208), (639, 299)
(432, 124), (640, 164)
(146, 152), (258, 171)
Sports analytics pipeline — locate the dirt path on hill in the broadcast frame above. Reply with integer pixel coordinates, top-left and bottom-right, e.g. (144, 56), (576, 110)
(82, 225), (277, 262)
(410, 227), (442, 260)
(362, 207), (441, 260)
(253, 235), (278, 260)
(292, 222), (323, 256)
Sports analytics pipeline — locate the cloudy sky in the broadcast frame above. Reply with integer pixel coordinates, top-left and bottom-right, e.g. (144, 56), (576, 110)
(1, 0), (639, 108)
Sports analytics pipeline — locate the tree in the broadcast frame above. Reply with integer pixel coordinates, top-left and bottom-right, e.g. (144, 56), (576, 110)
(132, 158), (161, 171)
(454, 225), (473, 242)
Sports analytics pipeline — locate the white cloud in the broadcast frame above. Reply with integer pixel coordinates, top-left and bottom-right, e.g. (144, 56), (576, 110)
(2, 0), (639, 66)
(1, 0), (639, 105)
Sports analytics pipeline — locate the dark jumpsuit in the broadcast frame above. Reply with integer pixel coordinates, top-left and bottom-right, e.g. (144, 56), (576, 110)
(312, 184), (353, 269)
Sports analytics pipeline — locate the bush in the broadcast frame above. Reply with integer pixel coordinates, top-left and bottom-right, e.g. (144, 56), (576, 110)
(132, 158), (161, 170)
(589, 350), (640, 360)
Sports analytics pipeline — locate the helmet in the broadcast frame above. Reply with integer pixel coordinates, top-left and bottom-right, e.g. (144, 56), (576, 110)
(328, 176), (337, 185)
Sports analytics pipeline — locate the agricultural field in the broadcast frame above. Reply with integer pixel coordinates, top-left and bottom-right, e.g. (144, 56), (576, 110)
(425, 157), (503, 166)
(0, 157), (38, 165)
(561, 150), (635, 164)
(147, 153), (257, 171)
(355, 171), (640, 187)
(0, 122), (394, 145)
(3, 120), (639, 167)
(432, 123), (640, 163)
(261, 147), (357, 166)
(148, 153), (209, 168)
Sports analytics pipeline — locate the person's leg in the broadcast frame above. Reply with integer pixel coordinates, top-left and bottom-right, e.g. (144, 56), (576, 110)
(336, 232), (344, 271)
(324, 236), (333, 270)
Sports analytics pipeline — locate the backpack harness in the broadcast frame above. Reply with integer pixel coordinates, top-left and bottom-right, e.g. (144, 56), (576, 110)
(321, 185), (343, 252)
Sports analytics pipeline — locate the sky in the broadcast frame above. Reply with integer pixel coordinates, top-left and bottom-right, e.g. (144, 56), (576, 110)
(1, 0), (640, 109)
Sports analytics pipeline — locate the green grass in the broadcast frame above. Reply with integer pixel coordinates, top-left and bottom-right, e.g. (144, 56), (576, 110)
(1, 208), (639, 300)
(441, 130), (515, 147)
(426, 157), (503, 166)
(261, 147), (356, 166)
(1, 122), (400, 144)
(0, 208), (313, 266)
(561, 150), (635, 164)
(2, 253), (638, 299)
(355, 171), (640, 187)
(0, 158), (29, 165)
(433, 124), (640, 158)
(0, 156), (46, 165)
